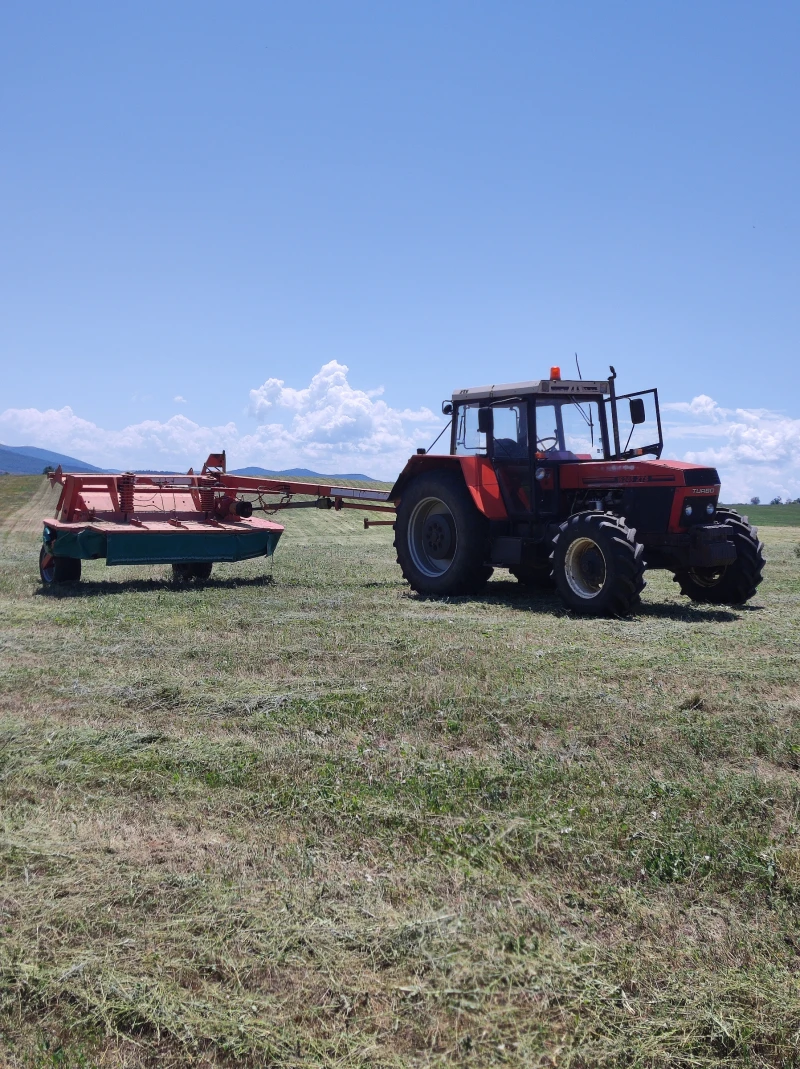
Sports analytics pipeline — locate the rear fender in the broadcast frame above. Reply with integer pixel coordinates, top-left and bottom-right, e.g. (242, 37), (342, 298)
(390, 455), (508, 520)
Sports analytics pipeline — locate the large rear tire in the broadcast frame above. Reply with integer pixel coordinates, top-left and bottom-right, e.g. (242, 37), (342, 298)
(673, 508), (764, 604)
(39, 546), (81, 587)
(394, 471), (493, 595)
(551, 512), (645, 615)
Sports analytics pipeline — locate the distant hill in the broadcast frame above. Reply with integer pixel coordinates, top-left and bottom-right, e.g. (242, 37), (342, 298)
(0, 447), (378, 483)
(230, 466), (376, 482)
(0, 444), (112, 475)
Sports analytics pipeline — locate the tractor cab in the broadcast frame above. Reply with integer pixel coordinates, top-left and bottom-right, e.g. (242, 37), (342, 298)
(448, 366), (662, 462)
(445, 367), (662, 523)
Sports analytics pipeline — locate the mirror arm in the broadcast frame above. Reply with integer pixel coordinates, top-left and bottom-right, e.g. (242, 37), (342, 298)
(608, 367), (621, 457)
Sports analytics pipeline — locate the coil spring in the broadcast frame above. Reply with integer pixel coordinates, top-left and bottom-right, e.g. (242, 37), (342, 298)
(119, 473), (135, 515)
(200, 487), (215, 514)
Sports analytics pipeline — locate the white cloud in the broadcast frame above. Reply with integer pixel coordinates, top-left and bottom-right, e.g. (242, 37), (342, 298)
(246, 361), (428, 450)
(173, 395), (188, 404)
(244, 361), (438, 471)
(663, 396), (800, 502)
(0, 363), (440, 479)
(13, 363), (795, 498)
(663, 395), (725, 422)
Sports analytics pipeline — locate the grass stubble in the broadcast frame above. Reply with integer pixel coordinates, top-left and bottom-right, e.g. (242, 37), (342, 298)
(1, 478), (800, 1067)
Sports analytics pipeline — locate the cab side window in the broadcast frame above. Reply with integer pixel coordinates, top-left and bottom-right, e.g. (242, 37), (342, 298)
(455, 404), (486, 455)
(492, 403), (527, 460)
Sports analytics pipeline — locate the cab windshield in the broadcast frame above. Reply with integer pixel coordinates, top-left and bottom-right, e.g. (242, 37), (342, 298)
(535, 398), (604, 459)
(453, 396), (607, 459)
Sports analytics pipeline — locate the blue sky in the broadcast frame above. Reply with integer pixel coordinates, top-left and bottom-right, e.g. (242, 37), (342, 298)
(1, 2), (799, 497)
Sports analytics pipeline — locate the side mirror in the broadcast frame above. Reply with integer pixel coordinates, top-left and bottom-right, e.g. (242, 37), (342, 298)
(629, 398), (646, 425)
(441, 401), (453, 416)
(477, 407), (493, 435)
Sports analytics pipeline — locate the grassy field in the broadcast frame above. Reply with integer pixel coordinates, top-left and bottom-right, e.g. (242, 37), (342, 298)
(724, 502), (800, 528)
(0, 476), (47, 525)
(1, 477), (800, 1067)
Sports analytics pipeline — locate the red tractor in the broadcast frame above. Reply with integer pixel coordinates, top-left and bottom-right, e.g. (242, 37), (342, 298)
(389, 367), (765, 614)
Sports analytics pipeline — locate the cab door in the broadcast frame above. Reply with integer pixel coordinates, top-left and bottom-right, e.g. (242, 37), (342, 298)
(530, 400), (561, 519)
(532, 396), (606, 518)
(487, 401), (534, 521)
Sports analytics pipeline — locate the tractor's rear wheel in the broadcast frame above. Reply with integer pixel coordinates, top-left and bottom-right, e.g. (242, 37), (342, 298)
(673, 508), (764, 604)
(394, 471), (492, 595)
(551, 512), (645, 615)
(39, 546), (81, 587)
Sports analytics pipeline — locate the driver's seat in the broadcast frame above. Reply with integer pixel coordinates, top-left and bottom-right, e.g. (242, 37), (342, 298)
(494, 437), (526, 460)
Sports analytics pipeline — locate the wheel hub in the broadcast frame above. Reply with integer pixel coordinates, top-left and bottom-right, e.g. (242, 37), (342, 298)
(688, 566), (726, 587)
(422, 514), (455, 559)
(563, 536), (607, 598)
(407, 496), (458, 577)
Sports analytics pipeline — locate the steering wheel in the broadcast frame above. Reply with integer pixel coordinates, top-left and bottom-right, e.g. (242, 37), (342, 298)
(537, 436), (558, 451)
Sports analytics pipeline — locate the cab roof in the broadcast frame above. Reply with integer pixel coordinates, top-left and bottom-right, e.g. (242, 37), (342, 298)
(452, 378), (610, 403)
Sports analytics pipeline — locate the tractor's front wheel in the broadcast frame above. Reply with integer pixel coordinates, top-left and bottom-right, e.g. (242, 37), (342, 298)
(551, 512), (645, 615)
(673, 508), (764, 604)
(39, 545), (81, 587)
(394, 471), (492, 595)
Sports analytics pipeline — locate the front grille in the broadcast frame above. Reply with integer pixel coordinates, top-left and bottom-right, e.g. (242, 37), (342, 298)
(684, 467), (720, 487)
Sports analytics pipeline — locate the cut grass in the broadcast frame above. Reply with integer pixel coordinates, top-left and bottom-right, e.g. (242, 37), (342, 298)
(1, 481), (800, 1066)
(0, 476), (48, 523)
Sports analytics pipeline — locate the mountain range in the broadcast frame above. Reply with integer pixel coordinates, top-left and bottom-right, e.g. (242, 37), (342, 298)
(0, 444), (109, 475)
(0, 445), (376, 482)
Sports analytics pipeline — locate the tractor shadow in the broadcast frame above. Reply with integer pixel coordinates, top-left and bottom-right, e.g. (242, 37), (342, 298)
(635, 602), (743, 623)
(36, 575), (275, 598)
(405, 580), (747, 623)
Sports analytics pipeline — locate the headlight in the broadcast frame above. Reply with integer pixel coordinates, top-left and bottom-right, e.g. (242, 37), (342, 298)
(684, 505), (693, 517)
(706, 504), (715, 515)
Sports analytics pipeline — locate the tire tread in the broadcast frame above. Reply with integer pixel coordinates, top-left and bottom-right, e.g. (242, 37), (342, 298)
(673, 508), (765, 604)
(551, 511), (645, 616)
(394, 471), (492, 596)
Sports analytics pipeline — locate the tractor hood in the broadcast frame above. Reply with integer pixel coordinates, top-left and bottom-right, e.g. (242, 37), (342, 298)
(558, 458), (720, 490)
